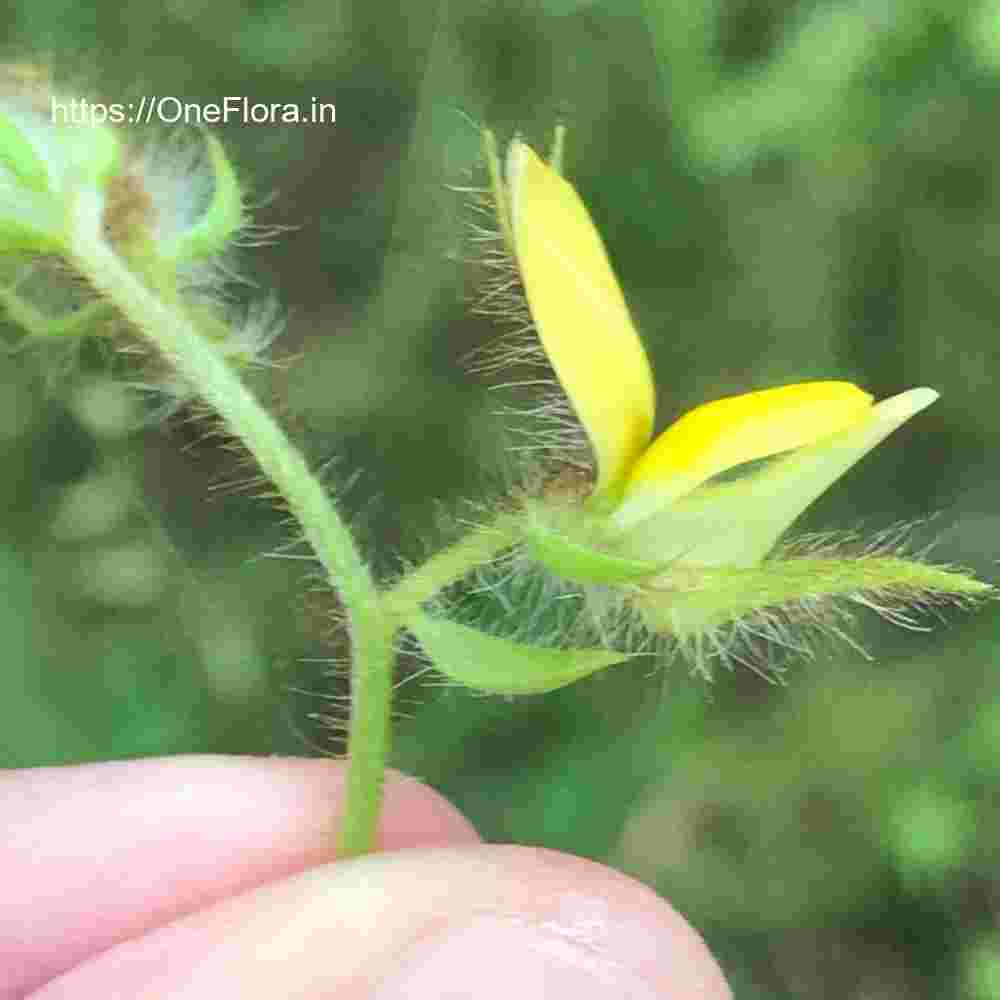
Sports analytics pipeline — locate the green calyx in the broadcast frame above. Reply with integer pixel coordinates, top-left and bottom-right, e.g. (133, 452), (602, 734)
(636, 555), (992, 639)
(521, 500), (663, 584)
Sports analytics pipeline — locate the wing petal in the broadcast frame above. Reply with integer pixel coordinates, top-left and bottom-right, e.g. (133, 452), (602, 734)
(616, 381), (873, 525)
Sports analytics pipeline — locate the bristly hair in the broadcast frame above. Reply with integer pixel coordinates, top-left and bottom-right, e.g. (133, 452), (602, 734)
(415, 512), (992, 693)
(649, 519), (993, 682)
(451, 137), (594, 488)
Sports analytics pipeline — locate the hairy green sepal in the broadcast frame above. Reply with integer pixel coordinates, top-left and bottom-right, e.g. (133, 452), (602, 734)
(637, 556), (991, 637)
(522, 504), (663, 584)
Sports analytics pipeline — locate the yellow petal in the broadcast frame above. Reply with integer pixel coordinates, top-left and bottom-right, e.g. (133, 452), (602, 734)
(616, 381), (873, 525)
(616, 387), (939, 566)
(506, 140), (655, 495)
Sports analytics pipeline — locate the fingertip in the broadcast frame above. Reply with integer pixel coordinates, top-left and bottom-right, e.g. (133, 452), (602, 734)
(378, 767), (481, 849)
(3, 755), (476, 998)
(32, 843), (730, 999)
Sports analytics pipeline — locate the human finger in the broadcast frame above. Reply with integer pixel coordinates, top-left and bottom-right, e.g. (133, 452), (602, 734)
(33, 844), (731, 999)
(2, 754), (478, 997)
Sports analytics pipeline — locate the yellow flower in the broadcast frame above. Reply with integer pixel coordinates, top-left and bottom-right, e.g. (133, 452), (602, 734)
(503, 140), (938, 569)
(411, 133), (983, 692)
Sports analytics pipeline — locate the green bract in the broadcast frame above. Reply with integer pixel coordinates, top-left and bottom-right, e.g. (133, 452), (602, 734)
(409, 610), (630, 695)
(162, 133), (244, 262)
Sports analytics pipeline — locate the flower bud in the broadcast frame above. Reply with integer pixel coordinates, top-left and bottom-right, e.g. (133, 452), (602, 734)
(0, 68), (122, 254)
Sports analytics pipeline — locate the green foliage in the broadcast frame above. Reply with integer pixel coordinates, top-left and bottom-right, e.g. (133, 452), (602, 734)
(409, 608), (629, 694)
(2, 0), (1000, 995)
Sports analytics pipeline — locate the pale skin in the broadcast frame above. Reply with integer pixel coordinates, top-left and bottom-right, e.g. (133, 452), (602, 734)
(2, 756), (731, 998)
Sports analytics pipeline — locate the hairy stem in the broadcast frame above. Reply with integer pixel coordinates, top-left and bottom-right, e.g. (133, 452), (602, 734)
(66, 187), (394, 858)
(383, 515), (518, 623)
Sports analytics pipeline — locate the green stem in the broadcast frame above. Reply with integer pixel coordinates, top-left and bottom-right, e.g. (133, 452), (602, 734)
(384, 516), (517, 623)
(65, 187), (394, 858)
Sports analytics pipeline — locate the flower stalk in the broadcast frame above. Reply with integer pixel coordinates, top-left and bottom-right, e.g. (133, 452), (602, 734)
(66, 185), (395, 856)
(383, 514), (520, 623)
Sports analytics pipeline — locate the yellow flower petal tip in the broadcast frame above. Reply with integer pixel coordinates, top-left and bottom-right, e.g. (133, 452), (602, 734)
(617, 381), (875, 525)
(506, 140), (655, 494)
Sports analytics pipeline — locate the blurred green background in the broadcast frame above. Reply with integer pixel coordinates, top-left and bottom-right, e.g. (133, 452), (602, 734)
(3, 0), (1000, 995)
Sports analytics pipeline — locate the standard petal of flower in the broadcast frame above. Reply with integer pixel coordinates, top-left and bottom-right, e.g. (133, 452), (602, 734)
(616, 387), (939, 567)
(507, 140), (654, 495)
(615, 381), (874, 525)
